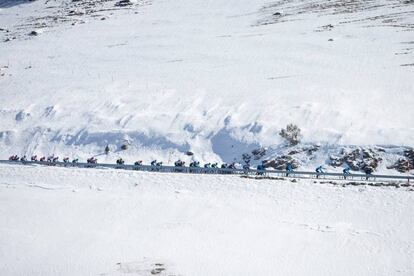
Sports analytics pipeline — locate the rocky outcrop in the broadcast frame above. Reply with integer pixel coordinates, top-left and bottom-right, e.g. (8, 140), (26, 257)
(242, 147), (267, 164)
(329, 147), (382, 172)
(242, 144), (318, 169)
(252, 147), (266, 160)
(388, 149), (414, 172)
(263, 155), (299, 170)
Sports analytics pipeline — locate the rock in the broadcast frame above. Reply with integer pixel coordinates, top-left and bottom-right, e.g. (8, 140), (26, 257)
(68, 10), (85, 16)
(329, 147), (382, 172)
(306, 145), (319, 155)
(264, 155), (299, 170)
(288, 150), (300, 155)
(115, 0), (133, 7)
(329, 155), (343, 167)
(404, 149), (414, 160)
(242, 153), (251, 164)
(388, 149), (414, 172)
(359, 148), (382, 170)
(251, 147), (266, 160)
(28, 30), (39, 36)
(15, 111), (30, 122)
(150, 267), (165, 274)
(120, 144), (128, 150)
(29, 28), (44, 36)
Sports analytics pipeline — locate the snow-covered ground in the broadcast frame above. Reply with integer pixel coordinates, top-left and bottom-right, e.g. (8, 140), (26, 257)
(0, 163), (413, 275)
(1, 2), (413, 275)
(0, 0), (413, 165)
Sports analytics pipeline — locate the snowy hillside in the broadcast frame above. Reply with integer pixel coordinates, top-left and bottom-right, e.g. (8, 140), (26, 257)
(2, 2), (414, 275)
(1, 163), (413, 275)
(1, 0), (414, 167)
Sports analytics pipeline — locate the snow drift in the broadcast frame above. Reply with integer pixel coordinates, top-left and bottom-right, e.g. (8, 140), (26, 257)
(0, 163), (413, 275)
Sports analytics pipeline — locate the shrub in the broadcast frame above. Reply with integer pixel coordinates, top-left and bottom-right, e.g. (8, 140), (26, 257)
(279, 123), (302, 146)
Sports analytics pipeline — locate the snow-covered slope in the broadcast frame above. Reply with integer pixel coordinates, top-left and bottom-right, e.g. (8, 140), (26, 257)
(0, 0), (413, 165)
(1, 163), (413, 275)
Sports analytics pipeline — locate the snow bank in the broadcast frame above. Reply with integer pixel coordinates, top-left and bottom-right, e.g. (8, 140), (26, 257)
(0, 164), (413, 275)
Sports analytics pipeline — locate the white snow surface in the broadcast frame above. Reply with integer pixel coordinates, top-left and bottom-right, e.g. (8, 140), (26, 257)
(0, 0), (413, 164)
(0, 163), (413, 275)
(1, 2), (414, 274)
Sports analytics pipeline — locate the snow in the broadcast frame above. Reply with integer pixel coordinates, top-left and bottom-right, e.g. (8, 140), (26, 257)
(0, 0), (413, 165)
(0, 163), (413, 275)
(1, 2), (413, 274)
